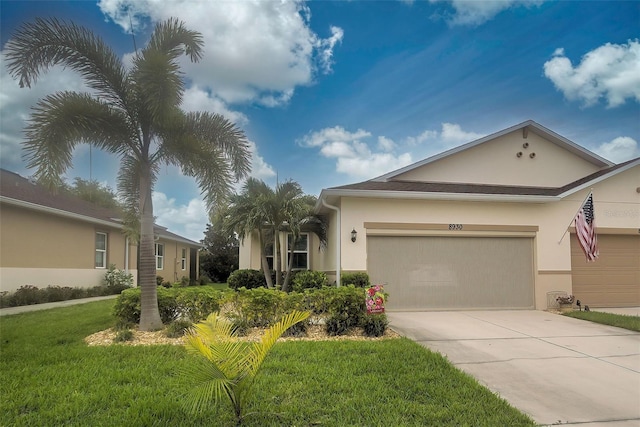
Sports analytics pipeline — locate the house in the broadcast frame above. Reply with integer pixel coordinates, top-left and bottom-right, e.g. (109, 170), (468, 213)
(0, 169), (201, 293)
(239, 120), (639, 310)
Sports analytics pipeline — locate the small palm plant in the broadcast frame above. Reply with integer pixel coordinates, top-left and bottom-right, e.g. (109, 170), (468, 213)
(181, 310), (310, 425)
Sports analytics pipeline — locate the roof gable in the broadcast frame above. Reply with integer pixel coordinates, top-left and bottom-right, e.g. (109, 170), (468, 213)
(375, 121), (613, 187)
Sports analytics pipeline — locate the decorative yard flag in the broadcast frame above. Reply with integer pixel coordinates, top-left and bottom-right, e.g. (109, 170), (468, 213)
(575, 192), (598, 262)
(366, 285), (385, 314)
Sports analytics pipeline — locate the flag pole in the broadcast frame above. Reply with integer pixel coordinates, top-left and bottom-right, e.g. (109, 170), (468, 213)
(558, 189), (593, 244)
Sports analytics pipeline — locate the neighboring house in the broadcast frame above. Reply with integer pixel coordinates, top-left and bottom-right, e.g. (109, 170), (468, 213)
(239, 120), (639, 310)
(0, 169), (201, 293)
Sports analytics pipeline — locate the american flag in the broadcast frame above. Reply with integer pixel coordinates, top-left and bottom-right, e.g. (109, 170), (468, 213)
(575, 192), (598, 262)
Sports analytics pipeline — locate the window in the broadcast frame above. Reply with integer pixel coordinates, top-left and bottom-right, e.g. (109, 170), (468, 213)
(264, 241), (274, 270)
(181, 248), (187, 270)
(287, 233), (309, 270)
(95, 232), (107, 268)
(155, 243), (164, 270)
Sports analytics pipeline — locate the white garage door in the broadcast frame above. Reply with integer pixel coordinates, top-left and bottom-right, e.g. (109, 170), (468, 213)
(571, 234), (640, 307)
(367, 236), (535, 310)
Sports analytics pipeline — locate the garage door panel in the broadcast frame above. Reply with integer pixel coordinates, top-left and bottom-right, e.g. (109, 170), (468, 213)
(571, 234), (640, 307)
(367, 236), (534, 310)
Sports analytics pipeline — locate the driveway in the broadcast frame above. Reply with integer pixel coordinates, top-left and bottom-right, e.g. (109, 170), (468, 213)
(388, 310), (640, 426)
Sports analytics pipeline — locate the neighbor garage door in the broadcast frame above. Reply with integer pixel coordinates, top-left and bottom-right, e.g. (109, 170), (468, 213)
(571, 234), (640, 307)
(367, 236), (534, 310)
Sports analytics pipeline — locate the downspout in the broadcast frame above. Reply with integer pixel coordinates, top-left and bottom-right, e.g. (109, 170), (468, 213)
(321, 198), (341, 287)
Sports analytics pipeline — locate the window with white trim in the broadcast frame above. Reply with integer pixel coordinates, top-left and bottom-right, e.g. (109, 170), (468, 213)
(95, 232), (107, 268)
(287, 233), (309, 270)
(264, 241), (274, 270)
(181, 248), (187, 270)
(155, 243), (164, 270)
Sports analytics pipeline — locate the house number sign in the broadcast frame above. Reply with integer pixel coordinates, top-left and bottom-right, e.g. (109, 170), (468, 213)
(448, 224), (463, 230)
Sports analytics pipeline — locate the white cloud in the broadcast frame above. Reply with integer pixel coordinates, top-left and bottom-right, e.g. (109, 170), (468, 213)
(247, 140), (276, 180)
(0, 52), (92, 172)
(429, 0), (546, 26)
(152, 191), (209, 242)
(98, 0), (343, 108)
(595, 136), (640, 163)
(299, 126), (412, 179)
(404, 122), (484, 151)
(544, 40), (640, 108)
(378, 136), (396, 152)
(182, 86), (248, 126)
(405, 129), (437, 145)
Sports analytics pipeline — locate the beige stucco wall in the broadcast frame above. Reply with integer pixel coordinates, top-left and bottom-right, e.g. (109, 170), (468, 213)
(396, 131), (603, 186)
(0, 204), (139, 292)
(155, 238), (197, 283)
(318, 164), (639, 310)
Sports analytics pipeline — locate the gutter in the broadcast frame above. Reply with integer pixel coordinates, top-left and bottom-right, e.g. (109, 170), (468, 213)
(321, 198), (341, 287)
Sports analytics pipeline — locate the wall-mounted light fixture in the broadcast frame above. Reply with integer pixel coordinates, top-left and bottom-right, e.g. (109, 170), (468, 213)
(351, 228), (357, 242)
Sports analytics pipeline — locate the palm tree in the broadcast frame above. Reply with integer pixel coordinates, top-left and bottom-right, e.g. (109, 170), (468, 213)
(224, 179), (327, 291)
(223, 178), (274, 288)
(5, 18), (250, 330)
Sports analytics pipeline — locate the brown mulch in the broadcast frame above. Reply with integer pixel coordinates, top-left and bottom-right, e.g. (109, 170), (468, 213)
(85, 325), (400, 347)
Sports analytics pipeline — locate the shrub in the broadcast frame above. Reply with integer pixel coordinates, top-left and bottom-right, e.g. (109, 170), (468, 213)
(114, 329), (134, 342)
(198, 274), (211, 286)
(11, 285), (43, 306)
(309, 285), (365, 328)
(326, 313), (350, 336)
(103, 265), (133, 293)
(362, 314), (388, 337)
(165, 319), (193, 338)
(292, 270), (327, 292)
(113, 286), (229, 324)
(341, 272), (370, 288)
(227, 269), (266, 290)
(233, 287), (287, 327)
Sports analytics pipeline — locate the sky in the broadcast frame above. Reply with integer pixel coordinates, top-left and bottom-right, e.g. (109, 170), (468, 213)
(1, 0), (639, 242)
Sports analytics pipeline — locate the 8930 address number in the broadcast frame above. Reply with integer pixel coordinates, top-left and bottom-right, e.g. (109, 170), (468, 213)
(448, 224), (463, 230)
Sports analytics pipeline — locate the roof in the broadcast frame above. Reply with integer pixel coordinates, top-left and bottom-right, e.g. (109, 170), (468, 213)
(0, 169), (200, 246)
(317, 153), (638, 209)
(373, 120), (614, 182)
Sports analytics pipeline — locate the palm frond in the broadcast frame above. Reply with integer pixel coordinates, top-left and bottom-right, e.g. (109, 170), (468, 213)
(4, 17), (130, 110)
(145, 18), (203, 63)
(23, 91), (132, 187)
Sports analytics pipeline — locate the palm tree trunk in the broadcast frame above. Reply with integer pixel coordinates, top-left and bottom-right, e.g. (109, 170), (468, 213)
(282, 236), (296, 292)
(258, 229), (273, 289)
(138, 170), (163, 331)
(274, 230), (282, 289)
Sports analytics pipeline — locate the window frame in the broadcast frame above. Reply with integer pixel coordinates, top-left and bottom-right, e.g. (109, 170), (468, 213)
(181, 248), (187, 270)
(95, 232), (107, 269)
(287, 233), (309, 270)
(155, 243), (165, 270)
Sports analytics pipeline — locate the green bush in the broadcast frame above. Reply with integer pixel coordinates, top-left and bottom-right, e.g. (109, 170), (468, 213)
(103, 264), (133, 293)
(292, 270), (327, 292)
(227, 269), (266, 290)
(341, 272), (370, 288)
(326, 313), (350, 336)
(308, 285), (365, 328)
(9, 285), (43, 306)
(233, 287), (288, 327)
(0, 283), (127, 308)
(113, 286), (229, 324)
(114, 329), (134, 342)
(362, 314), (388, 337)
(165, 319), (193, 338)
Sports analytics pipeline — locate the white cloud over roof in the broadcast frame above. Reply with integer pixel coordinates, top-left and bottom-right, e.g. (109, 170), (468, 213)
(429, 0), (546, 26)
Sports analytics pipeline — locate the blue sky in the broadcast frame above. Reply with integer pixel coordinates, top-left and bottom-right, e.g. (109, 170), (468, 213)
(1, 0), (639, 242)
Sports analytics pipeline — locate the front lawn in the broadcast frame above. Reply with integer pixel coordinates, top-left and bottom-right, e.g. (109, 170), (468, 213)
(0, 300), (535, 426)
(564, 310), (640, 332)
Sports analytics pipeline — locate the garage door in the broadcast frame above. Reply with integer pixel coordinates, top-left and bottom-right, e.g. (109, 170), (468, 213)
(367, 236), (534, 310)
(571, 234), (640, 307)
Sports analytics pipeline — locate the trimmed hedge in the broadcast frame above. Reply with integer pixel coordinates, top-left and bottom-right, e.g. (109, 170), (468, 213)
(292, 270), (328, 292)
(113, 285), (369, 331)
(0, 284), (128, 308)
(113, 286), (230, 324)
(227, 269), (266, 290)
(341, 272), (370, 288)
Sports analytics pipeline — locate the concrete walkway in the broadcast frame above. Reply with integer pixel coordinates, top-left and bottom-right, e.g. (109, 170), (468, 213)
(388, 310), (640, 427)
(0, 295), (117, 316)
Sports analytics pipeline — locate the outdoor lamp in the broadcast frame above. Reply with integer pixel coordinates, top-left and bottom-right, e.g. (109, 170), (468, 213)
(351, 228), (357, 242)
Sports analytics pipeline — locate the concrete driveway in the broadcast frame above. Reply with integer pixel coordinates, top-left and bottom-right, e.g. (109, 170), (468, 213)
(388, 310), (640, 426)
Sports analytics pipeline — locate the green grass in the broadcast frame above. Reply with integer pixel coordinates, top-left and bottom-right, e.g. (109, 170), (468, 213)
(564, 310), (640, 332)
(0, 301), (535, 426)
